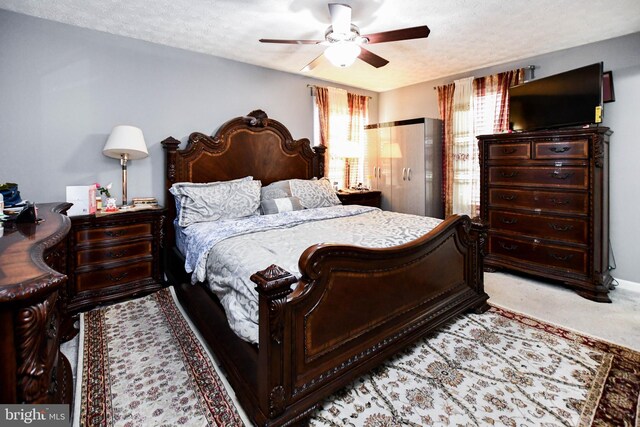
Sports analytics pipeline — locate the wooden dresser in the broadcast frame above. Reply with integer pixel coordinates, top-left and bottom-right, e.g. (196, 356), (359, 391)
(0, 203), (73, 404)
(478, 127), (612, 302)
(66, 207), (166, 314)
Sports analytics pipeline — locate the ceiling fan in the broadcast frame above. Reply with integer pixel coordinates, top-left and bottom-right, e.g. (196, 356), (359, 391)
(259, 3), (430, 71)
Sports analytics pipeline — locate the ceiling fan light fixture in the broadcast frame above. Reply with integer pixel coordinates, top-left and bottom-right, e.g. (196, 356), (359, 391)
(324, 41), (361, 68)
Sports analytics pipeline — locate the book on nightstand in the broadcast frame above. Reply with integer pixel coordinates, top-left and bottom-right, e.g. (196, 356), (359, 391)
(131, 197), (159, 208)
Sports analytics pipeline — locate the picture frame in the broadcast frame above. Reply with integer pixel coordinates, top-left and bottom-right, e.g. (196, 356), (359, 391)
(603, 70), (615, 103)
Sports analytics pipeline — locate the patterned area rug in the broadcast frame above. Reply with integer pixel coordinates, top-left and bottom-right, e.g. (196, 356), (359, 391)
(75, 288), (640, 427)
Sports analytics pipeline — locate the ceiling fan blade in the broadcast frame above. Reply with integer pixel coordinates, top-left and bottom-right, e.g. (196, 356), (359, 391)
(301, 53), (325, 72)
(259, 38), (322, 45)
(328, 3), (352, 35)
(362, 25), (430, 44)
(358, 47), (389, 68)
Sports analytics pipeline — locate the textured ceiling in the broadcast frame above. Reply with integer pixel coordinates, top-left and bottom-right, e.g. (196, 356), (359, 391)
(2, 0), (639, 92)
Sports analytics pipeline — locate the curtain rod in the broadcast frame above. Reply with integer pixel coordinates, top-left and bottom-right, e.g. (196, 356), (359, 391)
(306, 84), (372, 99)
(432, 65), (536, 90)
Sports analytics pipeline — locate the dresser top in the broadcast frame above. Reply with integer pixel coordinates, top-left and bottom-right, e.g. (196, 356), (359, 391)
(0, 203), (71, 301)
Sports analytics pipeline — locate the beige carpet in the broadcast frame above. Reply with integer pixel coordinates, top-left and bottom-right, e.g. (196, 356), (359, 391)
(485, 272), (640, 351)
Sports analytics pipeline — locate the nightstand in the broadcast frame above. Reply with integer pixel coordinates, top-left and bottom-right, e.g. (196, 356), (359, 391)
(337, 190), (382, 208)
(65, 207), (166, 314)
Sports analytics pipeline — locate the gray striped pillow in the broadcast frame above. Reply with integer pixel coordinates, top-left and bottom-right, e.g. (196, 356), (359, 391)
(260, 197), (304, 215)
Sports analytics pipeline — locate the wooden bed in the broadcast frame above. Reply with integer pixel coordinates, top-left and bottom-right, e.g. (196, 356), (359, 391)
(162, 110), (489, 426)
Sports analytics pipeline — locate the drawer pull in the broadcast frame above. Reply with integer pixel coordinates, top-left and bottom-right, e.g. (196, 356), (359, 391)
(107, 272), (129, 282)
(549, 146), (571, 153)
(500, 217), (518, 225)
(548, 253), (573, 261)
(107, 249), (129, 259)
(499, 194), (516, 201)
(548, 198), (569, 205)
(549, 223), (573, 232)
(502, 147), (517, 154)
(105, 230), (126, 238)
(549, 171), (574, 180)
(500, 171), (518, 178)
(498, 241), (518, 251)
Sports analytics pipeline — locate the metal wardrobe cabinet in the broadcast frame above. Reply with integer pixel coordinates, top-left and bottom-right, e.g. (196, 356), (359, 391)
(366, 118), (443, 218)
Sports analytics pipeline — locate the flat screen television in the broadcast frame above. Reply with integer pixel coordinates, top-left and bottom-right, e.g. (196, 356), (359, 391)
(508, 62), (603, 131)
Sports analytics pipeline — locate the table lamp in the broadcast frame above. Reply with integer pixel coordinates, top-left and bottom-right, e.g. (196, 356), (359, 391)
(331, 141), (361, 189)
(102, 125), (148, 207)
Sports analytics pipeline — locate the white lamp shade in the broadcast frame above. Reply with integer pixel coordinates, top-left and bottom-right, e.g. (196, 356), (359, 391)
(331, 141), (361, 158)
(324, 41), (361, 68)
(103, 125), (148, 160)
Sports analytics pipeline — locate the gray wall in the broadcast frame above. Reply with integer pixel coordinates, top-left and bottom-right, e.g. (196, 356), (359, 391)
(0, 10), (378, 207)
(378, 32), (640, 283)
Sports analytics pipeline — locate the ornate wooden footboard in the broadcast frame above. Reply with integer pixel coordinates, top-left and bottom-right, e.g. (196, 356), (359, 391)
(163, 110), (488, 426)
(250, 214), (487, 425)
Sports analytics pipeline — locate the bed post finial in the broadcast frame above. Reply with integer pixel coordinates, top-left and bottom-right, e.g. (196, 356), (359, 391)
(243, 109), (269, 127)
(252, 264), (297, 418)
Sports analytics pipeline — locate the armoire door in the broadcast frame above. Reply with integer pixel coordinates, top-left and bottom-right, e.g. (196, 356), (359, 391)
(369, 126), (392, 210)
(392, 123), (426, 216)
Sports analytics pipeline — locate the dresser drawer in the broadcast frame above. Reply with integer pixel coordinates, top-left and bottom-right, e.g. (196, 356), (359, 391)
(488, 188), (588, 215)
(534, 139), (588, 160)
(75, 240), (153, 267)
(489, 235), (587, 274)
(487, 143), (530, 160)
(489, 210), (588, 243)
(74, 261), (153, 292)
(75, 223), (152, 245)
(488, 166), (588, 189)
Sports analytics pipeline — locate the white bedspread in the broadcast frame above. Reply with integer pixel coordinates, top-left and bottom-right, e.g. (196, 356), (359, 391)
(182, 206), (442, 344)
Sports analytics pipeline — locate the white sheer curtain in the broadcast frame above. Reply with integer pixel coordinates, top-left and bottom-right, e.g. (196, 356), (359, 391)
(451, 77), (479, 217)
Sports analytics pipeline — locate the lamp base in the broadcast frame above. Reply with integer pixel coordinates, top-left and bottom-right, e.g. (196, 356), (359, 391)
(118, 204), (134, 210)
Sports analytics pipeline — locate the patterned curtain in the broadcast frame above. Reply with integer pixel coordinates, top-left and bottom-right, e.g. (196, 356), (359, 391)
(315, 87), (330, 176)
(437, 83), (455, 217)
(474, 69), (526, 134)
(437, 68), (525, 218)
(347, 93), (369, 188)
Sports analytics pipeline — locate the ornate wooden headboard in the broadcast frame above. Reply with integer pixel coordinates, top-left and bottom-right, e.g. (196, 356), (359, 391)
(161, 109), (326, 247)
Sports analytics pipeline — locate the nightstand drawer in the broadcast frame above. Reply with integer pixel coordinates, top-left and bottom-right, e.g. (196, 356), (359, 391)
(75, 223), (152, 244)
(337, 191), (381, 208)
(75, 260), (153, 292)
(75, 240), (153, 267)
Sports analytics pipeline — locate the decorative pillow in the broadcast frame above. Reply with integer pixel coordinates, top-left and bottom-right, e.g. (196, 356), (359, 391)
(169, 177), (261, 226)
(260, 196), (304, 215)
(289, 177), (342, 209)
(171, 176), (253, 217)
(260, 180), (292, 201)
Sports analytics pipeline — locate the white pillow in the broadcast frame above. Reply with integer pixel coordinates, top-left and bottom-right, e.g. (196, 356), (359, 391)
(289, 177), (342, 209)
(170, 177), (260, 226)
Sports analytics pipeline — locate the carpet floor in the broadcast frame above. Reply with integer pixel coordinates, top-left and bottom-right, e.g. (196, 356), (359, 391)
(73, 288), (640, 426)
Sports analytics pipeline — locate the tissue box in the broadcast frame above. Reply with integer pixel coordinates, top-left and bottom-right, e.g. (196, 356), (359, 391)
(66, 185), (97, 216)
